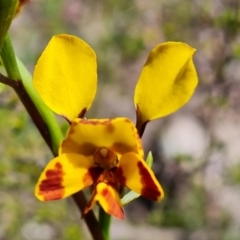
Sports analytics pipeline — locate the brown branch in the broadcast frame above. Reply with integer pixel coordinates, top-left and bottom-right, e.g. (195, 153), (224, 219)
(0, 72), (18, 88)
(0, 72), (53, 149)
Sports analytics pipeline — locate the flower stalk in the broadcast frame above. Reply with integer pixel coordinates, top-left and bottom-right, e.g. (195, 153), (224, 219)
(99, 207), (111, 240)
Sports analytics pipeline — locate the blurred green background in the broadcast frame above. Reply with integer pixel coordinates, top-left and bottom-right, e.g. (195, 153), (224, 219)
(1, 0), (240, 239)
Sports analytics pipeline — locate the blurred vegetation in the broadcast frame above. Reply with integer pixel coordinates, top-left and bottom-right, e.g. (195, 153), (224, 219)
(1, 0), (240, 239)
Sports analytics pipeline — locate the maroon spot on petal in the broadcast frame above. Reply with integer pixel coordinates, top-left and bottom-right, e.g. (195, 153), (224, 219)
(115, 167), (127, 186)
(78, 142), (97, 156)
(61, 140), (97, 156)
(39, 162), (65, 201)
(105, 122), (115, 133)
(88, 167), (103, 182)
(111, 142), (136, 155)
(60, 138), (79, 154)
(138, 161), (161, 201)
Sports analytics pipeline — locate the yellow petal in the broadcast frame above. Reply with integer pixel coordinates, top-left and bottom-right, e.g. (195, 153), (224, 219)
(83, 182), (124, 219)
(60, 118), (144, 158)
(134, 42), (198, 131)
(117, 152), (164, 201)
(33, 34), (97, 121)
(35, 153), (96, 201)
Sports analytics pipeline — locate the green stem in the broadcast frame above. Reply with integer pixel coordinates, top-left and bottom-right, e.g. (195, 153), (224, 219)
(99, 207), (111, 240)
(1, 33), (20, 79)
(0, 0), (18, 51)
(1, 33), (62, 154)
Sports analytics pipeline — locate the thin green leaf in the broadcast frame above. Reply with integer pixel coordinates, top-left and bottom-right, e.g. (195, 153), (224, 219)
(16, 57), (64, 155)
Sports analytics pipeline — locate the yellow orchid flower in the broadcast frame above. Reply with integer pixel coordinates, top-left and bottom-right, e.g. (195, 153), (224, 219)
(33, 34), (198, 219)
(35, 118), (163, 218)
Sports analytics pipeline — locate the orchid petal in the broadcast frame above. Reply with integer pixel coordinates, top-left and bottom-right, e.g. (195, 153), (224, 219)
(35, 153), (96, 201)
(134, 42), (198, 131)
(84, 182), (124, 219)
(33, 34), (97, 121)
(117, 152), (164, 201)
(60, 118), (144, 158)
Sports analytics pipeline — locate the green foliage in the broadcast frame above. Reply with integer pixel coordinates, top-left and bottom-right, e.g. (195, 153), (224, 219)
(205, 96), (228, 108)
(215, 9), (240, 35)
(161, 184), (206, 230)
(62, 224), (82, 240)
(232, 44), (240, 58)
(226, 163), (240, 185)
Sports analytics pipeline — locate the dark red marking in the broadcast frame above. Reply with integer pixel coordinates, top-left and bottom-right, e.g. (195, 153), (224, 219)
(138, 161), (161, 201)
(77, 108), (87, 118)
(39, 162), (65, 201)
(115, 167), (127, 186)
(61, 140), (97, 156)
(77, 142), (97, 156)
(135, 105), (149, 138)
(88, 167), (103, 182)
(105, 123), (115, 133)
(101, 186), (124, 219)
(112, 142), (136, 155)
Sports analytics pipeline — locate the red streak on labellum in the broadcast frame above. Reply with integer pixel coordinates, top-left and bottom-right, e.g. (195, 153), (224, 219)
(101, 186), (124, 219)
(39, 162), (65, 201)
(115, 167), (127, 186)
(138, 161), (161, 201)
(88, 167), (103, 182)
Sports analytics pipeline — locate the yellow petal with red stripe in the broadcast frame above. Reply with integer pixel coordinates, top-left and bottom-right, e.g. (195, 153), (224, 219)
(33, 34), (97, 121)
(117, 152), (164, 201)
(35, 153), (95, 201)
(83, 182), (124, 219)
(60, 118), (143, 158)
(134, 42), (198, 130)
